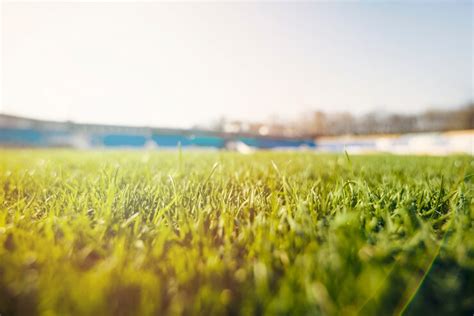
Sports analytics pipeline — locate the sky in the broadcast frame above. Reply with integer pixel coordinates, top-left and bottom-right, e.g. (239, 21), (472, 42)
(1, 1), (473, 128)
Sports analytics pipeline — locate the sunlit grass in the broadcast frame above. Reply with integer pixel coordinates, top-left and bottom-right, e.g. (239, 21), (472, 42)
(0, 150), (473, 315)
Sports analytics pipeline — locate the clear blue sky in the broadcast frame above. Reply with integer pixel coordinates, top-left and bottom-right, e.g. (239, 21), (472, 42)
(2, 1), (472, 127)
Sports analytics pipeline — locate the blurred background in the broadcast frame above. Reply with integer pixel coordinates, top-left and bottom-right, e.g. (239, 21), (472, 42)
(1, 1), (473, 154)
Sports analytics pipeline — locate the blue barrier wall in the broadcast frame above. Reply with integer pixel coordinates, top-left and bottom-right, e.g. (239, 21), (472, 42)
(101, 134), (147, 147)
(240, 137), (315, 149)
(152, 134), (193, 147)
(0, 127), (316, 149)
(0, 128), (78, 147)
(0, 128), (43, 145)
(190, 136), (225, 148)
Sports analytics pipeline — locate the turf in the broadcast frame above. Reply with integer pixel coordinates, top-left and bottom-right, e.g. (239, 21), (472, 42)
(0, 150), (473, 315)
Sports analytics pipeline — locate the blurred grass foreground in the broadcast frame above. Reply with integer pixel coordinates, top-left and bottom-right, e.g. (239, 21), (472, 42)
(0, 150), (473, 315)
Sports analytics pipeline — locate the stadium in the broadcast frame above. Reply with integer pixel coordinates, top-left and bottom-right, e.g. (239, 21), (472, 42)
(0, 114), (316, 149)
(1, 114), (472, 155)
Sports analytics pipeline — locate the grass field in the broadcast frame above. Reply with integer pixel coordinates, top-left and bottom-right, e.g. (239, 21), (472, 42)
(0, 150), (473, 315)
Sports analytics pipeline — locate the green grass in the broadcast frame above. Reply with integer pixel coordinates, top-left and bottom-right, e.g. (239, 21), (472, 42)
(0, 150), (473, 315)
